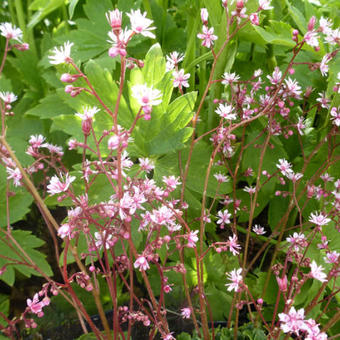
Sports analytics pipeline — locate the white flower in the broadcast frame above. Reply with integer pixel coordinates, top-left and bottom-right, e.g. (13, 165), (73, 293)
(49, 41), (73, 65)
(75, 106), (99, 121)
(197, 26), (218, 48)
(127, 10), (155, 38)
(309, 212), (331, 226)
(0, 92), (17, 103)
(253, 224), (266, 235)
(259, 0), (273, 10)
(132, 84), (162, 118)
(6, 167), (22, 187)
(134, 256), (150, 271)
(166, 51), (184, 71)
(0, 23), (22, 41)
(47, 174), (75, 195)
(225, 268), (243, 292)
(304, 31), (319, 48)
(310, 261), (327, 282)
(330, 107), (340, 127)
(222, 72), (240, 85)
(215, 103), (236, 120)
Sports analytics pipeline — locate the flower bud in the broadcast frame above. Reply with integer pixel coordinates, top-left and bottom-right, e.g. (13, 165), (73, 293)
(308, 16), (316, 31)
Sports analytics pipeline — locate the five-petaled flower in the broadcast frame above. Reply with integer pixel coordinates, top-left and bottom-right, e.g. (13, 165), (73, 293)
(197, 25), (218, 48)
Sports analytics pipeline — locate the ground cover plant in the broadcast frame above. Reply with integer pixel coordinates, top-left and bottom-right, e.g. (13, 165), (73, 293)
(0, 0), (339, 339)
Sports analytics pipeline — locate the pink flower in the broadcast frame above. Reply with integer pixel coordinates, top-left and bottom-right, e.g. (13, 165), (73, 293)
(6, 167), (22, 187)
(0, 23), (23, 41)
(222, 72), (240, 85)
(296, 117), (306, 135)
(330, 107), (340, 127)
(215, 103), (236, 120)
(134, 256), (150, 271)
(49, 41), (73, 65)
(75, 106), (99, 121)
(127, 10), (155, 38)
(310, 261), (327, 282)
(276, 158), (293, 177)
(276, 275), (288, 292)
(225, 268), (243, 292)
(29, 134), (45, 148)
(43, 143), (64, 156)
(106, 9), (122, 30)
(173, 69), (190, 88)
(58, 223), (72, 239)
(200, 8), (209, 23)
(253, 224), (266, 235)
(309, 212), (331, 226)
(139, 158), (155, 172)
(227, 234), (241, 255)
(94, 232), (113, 250)
(187, 230), (199, 248)
(214, 172), (229, 183)
(249, 13), (259, 26)
(316, 92), (330, 109)
(181, 307), (191, 319)
(197, 25), (218, 48)
(286, 232), (308, 250)
(319, 54), (331, 76)
(132, 84), (162, 118)
(0, 91), (17, 103)
(166, 51), (184, 71)
(27, 293), (46, 318)
(216, 210), (231, 225)
(267, 67), (282, 85)
(304, 31), (319, 48)
(324, 251), (339, 264)
(107, 29), (131, 58)
(259, 0), (273, 10)
(284, 78), (302, 98)
(279, 307), (306, 335)
(47, 174), (75, 195)
(162, 176), (181, 191)
(243, 186), (256, 194)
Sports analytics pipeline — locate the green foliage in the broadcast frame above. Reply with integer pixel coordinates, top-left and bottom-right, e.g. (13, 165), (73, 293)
(0, 230), (53, 286)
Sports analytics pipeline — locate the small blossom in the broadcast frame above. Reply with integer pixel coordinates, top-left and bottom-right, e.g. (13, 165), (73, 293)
(106, 9), (122, 30)
(197, 25), (218, 48)
(29, 135), (45, 148)
(132, 84), (162, 118)
(47, 174), (75, 195)
(139, 158), (155, 173)
(225, 268), (243, 292)
(330, 107), (340, 127)
(200, 8), (209, 23)
(75, 106), (99, 121)
(284, 78), (302, 98)
(279, 307), (306, 335)
(214, 172), (229, 183)
(166, 51), (184, 71)
(227, 234), (241, 255)
(162, 176), (181, 191)
(249, 13), (259, 26)
(286, 171), (303, 182)
(49, 41), (73, 65)
(325, 28), (340, 45)
(6, 167), (22, 186)
(107, 29), (131, 58)
(127, 9), (155, 38)
(304, 31), (319, 48)
(267, 67), (282, 85)
(43, 143), (64, 156)
(134, 256), (150, 271)
(324, 251), (339, 264)
(296, 117), (307, 135)
(58, 223), (72, 239)
(222, 72), (240, 85)
(216, 210), (231, 226)
(0, 91), (17, 103)
(316, 92), (330, 109)
(286, 232), (308, 250)
(94, 232), (113, 250)
(319, 17), (333, 34)
(277, 158), (293, 177)
(259, 0), (273, 10)
(215, 103), (236, 120)
(0, 23), (23, 41)
(253, 224), (266, 235)
(187, 230), (199, 248)
(310, 261), (327, 282)
(309, 212), (331, 226)
(181, 307), (191, 319)
(319, 54), (331, 76)
(172, 69), (190, 88)
(243, 186), (256, 194)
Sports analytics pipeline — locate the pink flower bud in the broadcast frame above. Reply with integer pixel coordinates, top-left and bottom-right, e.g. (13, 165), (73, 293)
(276, 275), (288, 292)
(308, 16), (316, 31)
(81, 119), (92, 136)
(60, 73), (75, 83)
(201, 8), (209, 24)
(65, 85), (73, 93)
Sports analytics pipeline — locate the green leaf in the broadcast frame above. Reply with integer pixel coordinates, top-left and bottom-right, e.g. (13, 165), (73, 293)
(68, 0), (80, 19)
(28, 0), (65, 29)
(142, 43), (166, 87)
(0, 230), (53, 285)
(285, 0), (307, 34)
(26, 94), (74, 119)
